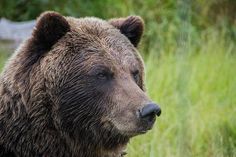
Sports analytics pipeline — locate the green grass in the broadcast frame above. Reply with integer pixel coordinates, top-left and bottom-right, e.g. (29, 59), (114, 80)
(128, 31), (236, 157)
(0, 1), (236, 156)
(0, 29), (235, 157)
(0, 41), (11, 68)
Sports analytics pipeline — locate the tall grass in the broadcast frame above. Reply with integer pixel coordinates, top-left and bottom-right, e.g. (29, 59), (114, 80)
(128, 30), (236, 157)
(0, 0), (236, 157)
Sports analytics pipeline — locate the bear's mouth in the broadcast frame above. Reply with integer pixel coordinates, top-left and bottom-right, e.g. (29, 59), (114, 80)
(122, 119), (157, 137)
(121, 150), (127, 156)
(121, 125), (154, 137)
(104, 116), (157, 137)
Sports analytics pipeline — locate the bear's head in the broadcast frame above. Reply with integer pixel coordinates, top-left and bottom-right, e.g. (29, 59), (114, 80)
(12, 11), (161, 153)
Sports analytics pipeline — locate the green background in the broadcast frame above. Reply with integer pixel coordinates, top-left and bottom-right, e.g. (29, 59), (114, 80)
(0, 0), (236, 157)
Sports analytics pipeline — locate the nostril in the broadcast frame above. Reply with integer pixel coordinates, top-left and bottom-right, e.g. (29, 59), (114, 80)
(140, 103), (161, 119)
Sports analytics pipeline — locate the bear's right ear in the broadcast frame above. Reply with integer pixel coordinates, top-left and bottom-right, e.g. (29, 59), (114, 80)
(31, 11), (70, 50)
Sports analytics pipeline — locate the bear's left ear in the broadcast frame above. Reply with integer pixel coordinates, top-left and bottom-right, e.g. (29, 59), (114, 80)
(109, 16), (144, 47)
(32, 11), (70, 50)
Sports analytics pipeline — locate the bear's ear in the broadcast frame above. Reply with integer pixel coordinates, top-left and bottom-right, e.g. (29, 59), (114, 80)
(109, 16), (144, 47)
(32, 11), (70, 50)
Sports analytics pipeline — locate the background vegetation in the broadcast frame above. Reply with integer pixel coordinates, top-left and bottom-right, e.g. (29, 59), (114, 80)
(0, 0), (236, 157)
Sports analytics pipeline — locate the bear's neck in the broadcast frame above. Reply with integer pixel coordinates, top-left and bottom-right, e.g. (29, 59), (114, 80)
(67, 137), (129, 157)
(75, 144), (128, 157)
(65, 128), (130, 157)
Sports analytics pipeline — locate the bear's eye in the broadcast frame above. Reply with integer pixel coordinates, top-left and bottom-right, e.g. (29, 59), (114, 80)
(132, 70), (139, 83)
(96, 70), (113, 80)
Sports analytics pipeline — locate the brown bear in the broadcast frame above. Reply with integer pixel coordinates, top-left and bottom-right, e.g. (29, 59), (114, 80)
(0, 11), (161, 157)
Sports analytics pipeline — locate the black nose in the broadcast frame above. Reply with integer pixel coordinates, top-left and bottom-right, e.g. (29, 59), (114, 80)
(140, 103), (161, 119)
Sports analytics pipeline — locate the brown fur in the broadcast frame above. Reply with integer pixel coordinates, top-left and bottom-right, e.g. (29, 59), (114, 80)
(0, 11), (157, 157)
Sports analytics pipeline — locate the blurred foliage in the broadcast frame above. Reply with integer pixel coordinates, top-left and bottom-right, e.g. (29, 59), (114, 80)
(1, 0), (236, 55)
(0, 1), (236, 32)
(1, 0), (236, 27)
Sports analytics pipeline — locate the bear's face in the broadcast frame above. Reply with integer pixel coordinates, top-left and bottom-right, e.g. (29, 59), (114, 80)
(29, 12), (161, 148)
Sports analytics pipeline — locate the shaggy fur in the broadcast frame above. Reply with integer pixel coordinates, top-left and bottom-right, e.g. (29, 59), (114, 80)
(0, 11), (156, 157)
